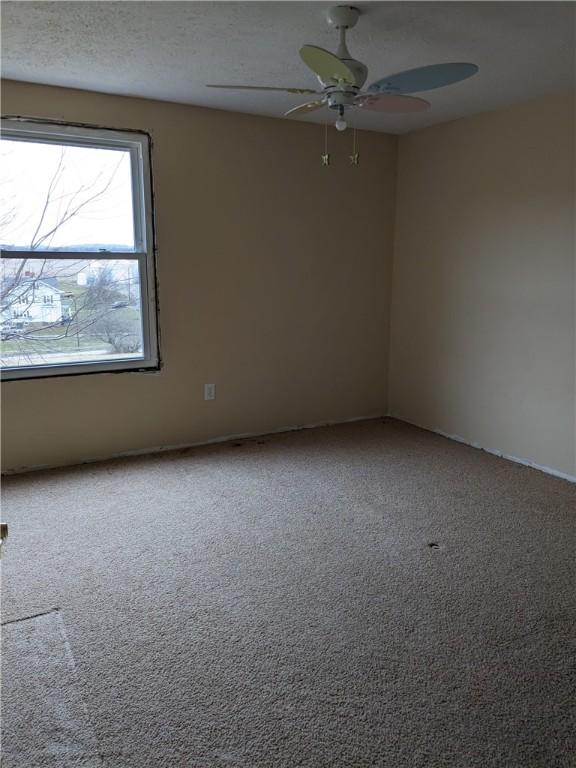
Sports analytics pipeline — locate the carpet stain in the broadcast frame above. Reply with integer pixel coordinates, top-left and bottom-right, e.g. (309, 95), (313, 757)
(2, 607), (61, 626)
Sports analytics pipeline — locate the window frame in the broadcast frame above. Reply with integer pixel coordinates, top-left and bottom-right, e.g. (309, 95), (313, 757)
(0, 118), (160, 381)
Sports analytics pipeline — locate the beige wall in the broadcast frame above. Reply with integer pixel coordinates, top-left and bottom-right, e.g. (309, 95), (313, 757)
(2, 83), (574, 479)
(1, 80), (397, 472)
(389, 92), (576, 477)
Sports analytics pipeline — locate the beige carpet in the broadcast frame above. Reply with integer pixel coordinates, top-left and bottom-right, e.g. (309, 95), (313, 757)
(2, 609), (102, 768)
(1, 418), (575, 768)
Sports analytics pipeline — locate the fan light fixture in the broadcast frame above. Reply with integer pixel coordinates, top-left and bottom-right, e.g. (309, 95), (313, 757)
(335, 108), (347, 132)
(207, 6), (479, 132)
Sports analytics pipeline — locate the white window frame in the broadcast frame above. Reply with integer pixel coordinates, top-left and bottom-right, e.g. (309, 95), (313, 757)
(0, 118), (159, 380)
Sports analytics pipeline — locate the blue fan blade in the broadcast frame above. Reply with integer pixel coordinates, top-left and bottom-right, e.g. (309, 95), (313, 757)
(368, 63), (478, 94)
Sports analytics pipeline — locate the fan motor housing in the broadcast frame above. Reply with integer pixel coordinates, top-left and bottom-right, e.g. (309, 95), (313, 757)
(325, 87), (358, 110)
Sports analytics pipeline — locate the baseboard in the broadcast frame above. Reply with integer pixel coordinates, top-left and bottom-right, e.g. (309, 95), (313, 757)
(389, 415), (576, 484)
(1, 412), (386, 476)
(5, 413), (574, 484)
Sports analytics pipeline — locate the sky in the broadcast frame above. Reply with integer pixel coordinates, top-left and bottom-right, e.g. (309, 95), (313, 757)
(0, 139), (135, 250)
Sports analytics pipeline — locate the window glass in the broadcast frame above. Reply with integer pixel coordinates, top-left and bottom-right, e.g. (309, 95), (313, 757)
(0, 139), (135, 251)
(1, 258), (144, 369)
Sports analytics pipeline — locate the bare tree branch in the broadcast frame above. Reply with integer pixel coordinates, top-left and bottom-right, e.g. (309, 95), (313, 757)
(29, 147), (66, 249)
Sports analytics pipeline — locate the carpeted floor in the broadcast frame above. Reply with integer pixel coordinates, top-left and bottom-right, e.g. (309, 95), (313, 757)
(1, 418), (575, 768)
(2, 609), (102, 768)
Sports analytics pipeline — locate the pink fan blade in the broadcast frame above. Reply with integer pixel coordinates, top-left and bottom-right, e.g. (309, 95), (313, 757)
(358, 94), (430, 112)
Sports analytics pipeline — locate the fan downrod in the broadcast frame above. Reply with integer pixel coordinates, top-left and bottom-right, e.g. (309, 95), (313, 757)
(322, 5), (367, 127)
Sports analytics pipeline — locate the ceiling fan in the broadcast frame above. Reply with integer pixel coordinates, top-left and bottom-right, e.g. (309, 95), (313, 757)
(207, 5), (479, 131)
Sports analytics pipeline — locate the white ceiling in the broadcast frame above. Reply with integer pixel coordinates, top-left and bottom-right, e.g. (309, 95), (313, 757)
(2, 1), (575, 134)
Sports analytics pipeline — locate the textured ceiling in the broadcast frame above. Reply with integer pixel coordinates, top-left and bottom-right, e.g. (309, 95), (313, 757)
(2, 1), (575, 134)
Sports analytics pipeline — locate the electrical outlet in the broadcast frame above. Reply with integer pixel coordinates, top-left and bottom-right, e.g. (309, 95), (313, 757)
(204, 383), (216, 401)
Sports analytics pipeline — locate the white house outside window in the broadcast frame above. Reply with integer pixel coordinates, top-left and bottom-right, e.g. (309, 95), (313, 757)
(0, 119), (159, 380)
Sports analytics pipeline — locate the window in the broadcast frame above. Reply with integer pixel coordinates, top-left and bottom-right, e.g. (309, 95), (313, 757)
(0, 119), (159, 379)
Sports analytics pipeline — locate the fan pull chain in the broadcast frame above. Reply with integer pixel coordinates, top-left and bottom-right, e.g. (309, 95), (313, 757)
(321, 123), (330, 166)
(350, 128), (359, 166)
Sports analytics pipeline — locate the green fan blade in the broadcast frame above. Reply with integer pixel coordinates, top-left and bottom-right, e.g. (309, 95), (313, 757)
(299, 45), (355, 86)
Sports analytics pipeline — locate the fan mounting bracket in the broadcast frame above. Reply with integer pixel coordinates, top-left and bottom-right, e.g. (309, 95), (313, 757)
(327, 6), (360, 30)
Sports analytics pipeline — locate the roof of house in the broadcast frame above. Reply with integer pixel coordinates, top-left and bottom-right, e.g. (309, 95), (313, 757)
(5, 278), (64, 295)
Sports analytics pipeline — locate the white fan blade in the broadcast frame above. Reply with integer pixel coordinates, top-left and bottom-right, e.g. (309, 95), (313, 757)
(356, 94), (431, 112)
(299, 45), (356, 86)
(284, 100), (327, 117)
(206, 84), (319, 95)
